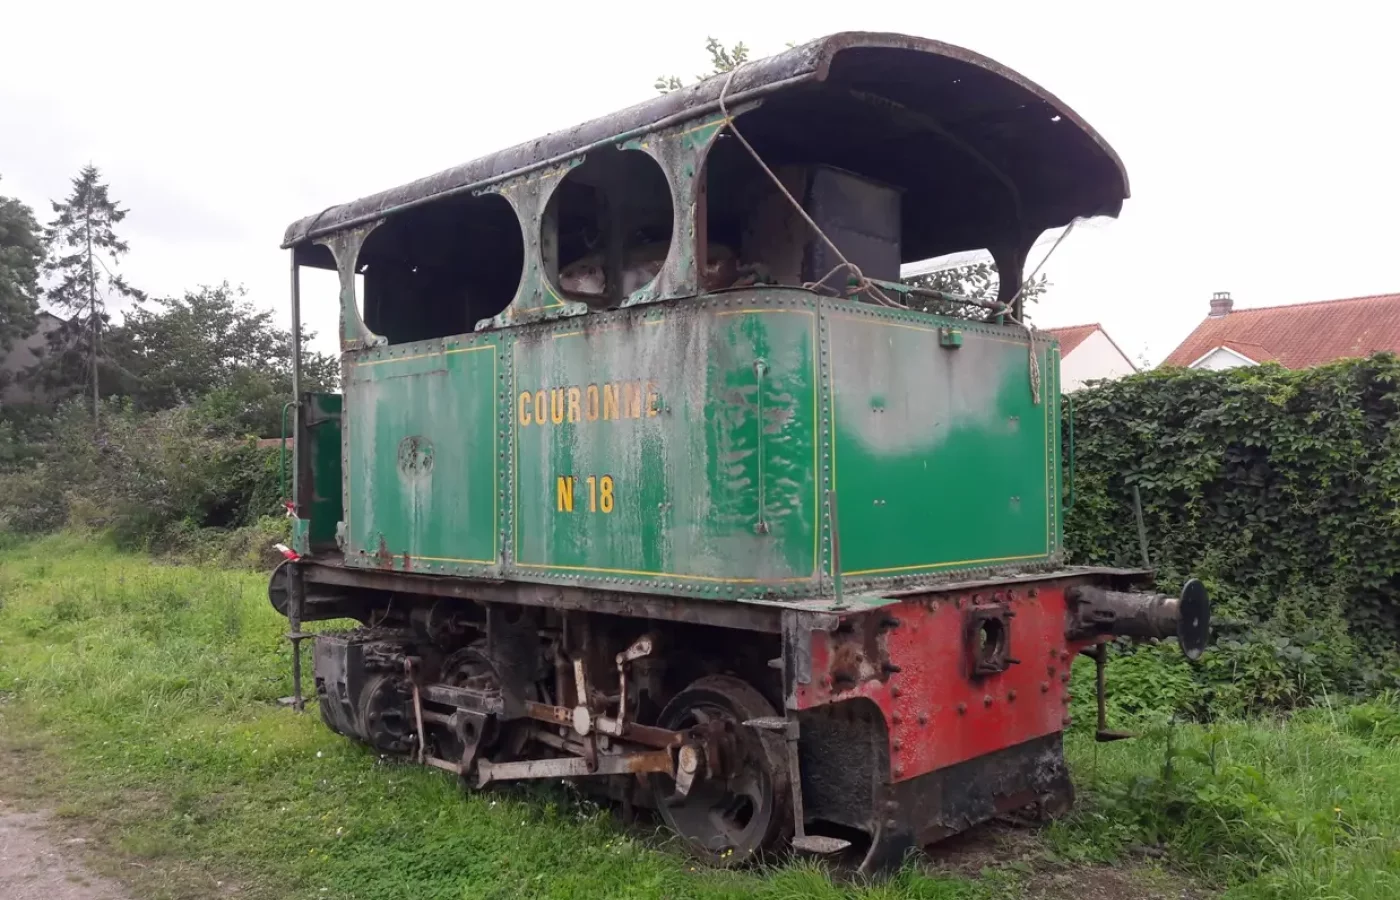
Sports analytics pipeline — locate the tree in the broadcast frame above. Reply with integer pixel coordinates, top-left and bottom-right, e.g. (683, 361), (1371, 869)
(0, 176), (43, 356)
(655, 38), (750, 94)
(43, 164), (142, 418)
(104, 282), (338, 436)
(903, 262), (1049, 320)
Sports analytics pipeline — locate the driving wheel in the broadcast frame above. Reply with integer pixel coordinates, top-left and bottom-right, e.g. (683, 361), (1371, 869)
(650, 675), (791, 866)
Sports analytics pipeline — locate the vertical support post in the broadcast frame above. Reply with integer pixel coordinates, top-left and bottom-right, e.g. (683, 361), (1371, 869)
(1132, 483), (1150, 569)
(289, 250), (303, 513)
(288, 249), (305, 713)
(1095, 643), (1108, 734)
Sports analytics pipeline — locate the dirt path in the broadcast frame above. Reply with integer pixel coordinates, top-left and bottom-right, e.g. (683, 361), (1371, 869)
(0, 807), (130, 900)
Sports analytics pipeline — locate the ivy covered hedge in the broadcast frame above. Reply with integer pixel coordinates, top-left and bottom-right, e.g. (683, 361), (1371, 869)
(1065, 354), (1400, 714)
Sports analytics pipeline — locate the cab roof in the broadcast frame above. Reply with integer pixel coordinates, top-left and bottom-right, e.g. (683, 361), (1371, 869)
(283, 32), (1128, 261)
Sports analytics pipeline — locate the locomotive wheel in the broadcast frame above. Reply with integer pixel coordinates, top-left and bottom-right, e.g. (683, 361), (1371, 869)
(440, 640), (531, 765)
(650, 675), (791, 866)
(439, 642), (502, 761)
(359, 674), (415, 754)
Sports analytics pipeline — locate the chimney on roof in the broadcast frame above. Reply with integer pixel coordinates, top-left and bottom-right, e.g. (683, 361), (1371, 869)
(1209, 291), (1233, 317)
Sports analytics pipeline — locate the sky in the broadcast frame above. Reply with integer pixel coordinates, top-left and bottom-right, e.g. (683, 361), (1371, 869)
(3, 0), (1396, 366)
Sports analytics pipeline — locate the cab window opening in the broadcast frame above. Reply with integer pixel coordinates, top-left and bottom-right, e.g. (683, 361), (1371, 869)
(357, 192), (524, 345)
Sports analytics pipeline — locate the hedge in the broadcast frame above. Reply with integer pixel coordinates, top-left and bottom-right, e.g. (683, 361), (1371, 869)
(1064, 354), (1400, 711)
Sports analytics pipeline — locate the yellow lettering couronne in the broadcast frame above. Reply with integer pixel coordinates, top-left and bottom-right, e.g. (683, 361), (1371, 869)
(518, 381), (659, 427)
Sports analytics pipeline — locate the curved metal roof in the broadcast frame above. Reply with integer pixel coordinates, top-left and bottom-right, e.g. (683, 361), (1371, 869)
(282, 32), (1129, 252)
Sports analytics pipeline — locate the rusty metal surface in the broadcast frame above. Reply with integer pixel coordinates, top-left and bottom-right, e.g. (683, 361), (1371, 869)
(281, 32), (1127, 252)
(885, 732), (1072, 851)
(477, 748), (674, 786)
(522, 700), (684, 748)
(300, 560), (788, 632)
(298, 557), (1151, 631)
(790, 583), (1095, 783)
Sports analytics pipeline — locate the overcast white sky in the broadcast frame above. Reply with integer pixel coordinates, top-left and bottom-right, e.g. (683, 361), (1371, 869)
(3, 0), (1396, 364)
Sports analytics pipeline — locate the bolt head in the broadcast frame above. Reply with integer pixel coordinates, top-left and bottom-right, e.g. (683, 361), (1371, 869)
(983, 694), (993, 707)
(678, 744), (700, 775)
(957, 702), (967, 715)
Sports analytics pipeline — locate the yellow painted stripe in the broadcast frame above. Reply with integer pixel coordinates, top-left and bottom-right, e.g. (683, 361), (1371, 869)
(552, 319), (665, 340)
(514, 562), (810, 584)
(716, 308), (815, 318)
(355, 343), (496, 367)
(830, 312), (1033, 346)
(844, 553), (1045, 577)
(512, 340), (520, 563)
(493, 350), (499, 562)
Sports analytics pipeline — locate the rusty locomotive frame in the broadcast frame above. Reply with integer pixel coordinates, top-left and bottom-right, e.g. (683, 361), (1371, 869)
(270, 32), (1211, 871)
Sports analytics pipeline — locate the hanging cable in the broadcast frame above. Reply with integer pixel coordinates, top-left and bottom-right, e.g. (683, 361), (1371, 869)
(999, 218), (1083, 405)
(717, 65), (904, 309)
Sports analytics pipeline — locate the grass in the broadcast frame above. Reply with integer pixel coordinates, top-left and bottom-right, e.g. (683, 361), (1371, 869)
(0, 533), (987, 899)
(1052, 699), (1400, 899)
(1, 532), (1397, 898)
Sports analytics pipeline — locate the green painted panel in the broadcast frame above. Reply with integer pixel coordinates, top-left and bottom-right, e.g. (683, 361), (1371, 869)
(827, 312), (1055, 578)
(330, 290), (1063, 604)
(303, 392), (343, 552)
(344, 340), (499, 571)
(510, 305), (820, 591)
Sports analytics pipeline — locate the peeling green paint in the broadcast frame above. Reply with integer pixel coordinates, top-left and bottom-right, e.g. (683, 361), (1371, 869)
(328, 291), (1062, 605)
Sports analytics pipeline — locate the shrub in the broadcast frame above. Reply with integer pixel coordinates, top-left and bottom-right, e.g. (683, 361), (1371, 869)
(0, 398), (288, 557)
(1067, 354), (1400, 711)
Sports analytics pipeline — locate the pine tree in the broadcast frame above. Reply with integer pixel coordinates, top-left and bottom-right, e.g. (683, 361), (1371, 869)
(43, 164), (142, 418)
(0, 175), (44, 355)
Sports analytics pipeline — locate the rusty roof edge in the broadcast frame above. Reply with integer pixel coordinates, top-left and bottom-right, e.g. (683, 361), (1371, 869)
(815, 32), (1129, 204)
(281, 32), (1129, 249)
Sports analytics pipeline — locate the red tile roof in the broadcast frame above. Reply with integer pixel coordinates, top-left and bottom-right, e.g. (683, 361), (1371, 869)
(1044, 323), (1099, 355)
(1045, 323), (1138, 372)
(1163, 293), (1400, 369)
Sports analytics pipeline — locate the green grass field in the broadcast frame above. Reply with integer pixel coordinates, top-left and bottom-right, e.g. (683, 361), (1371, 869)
(1, 533), (1397, 899)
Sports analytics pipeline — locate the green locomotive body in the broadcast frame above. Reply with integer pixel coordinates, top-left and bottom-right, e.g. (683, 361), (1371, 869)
(332, 291), (1059, 596)
(272, 33), (1208, 871)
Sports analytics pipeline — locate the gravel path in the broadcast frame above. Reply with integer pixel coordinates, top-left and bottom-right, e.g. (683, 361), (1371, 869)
(0, 809), (130, 900)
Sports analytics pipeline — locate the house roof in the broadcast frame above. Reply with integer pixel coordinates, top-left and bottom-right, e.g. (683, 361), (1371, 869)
(1162, 293), (1400, 369)
(1045, 321), (1137, 368)
(1044, 323), (1100, 355)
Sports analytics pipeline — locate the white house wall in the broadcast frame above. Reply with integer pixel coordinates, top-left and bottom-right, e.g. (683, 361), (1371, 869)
(1060, 329), (1136, 391)
(1191, 347), (1255, 371)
